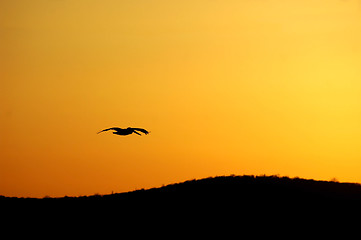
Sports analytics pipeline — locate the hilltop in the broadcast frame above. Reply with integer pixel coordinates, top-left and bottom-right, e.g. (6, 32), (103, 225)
(3, 175), (361, 205)
(4, 175), (360, 233)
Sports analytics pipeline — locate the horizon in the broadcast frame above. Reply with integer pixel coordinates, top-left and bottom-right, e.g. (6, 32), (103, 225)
(1, 0), (361, 198)
(3, 174), (360, 199)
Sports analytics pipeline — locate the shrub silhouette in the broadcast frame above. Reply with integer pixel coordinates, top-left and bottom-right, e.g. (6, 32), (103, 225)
(2, 175), (361, 207)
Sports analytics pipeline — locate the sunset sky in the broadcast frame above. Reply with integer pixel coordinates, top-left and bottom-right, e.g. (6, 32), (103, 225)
(1, 0), (361, 197)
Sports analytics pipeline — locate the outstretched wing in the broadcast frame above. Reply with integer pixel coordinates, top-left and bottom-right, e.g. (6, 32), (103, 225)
(97, 127), (121, 134)
(131, 128), (149, 135)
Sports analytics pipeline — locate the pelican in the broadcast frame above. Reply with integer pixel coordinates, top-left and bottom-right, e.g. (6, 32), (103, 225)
(97, 127), (149, 136)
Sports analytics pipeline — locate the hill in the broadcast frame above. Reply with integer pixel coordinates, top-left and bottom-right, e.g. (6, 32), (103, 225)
(3, 175), (361, 205)
(4, 174), (361, 225)
(4, 175), (361, 233)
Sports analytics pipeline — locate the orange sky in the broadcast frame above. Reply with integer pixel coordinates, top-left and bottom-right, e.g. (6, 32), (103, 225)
(1, 0), (361, 197)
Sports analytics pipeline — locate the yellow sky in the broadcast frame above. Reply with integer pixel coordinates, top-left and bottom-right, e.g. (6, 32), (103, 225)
(1, 0), (361, 197)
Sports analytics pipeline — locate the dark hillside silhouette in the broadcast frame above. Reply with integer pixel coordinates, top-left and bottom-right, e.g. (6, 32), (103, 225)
(2, 175), (361, 205)
(4, 174), (361, 224)
(5, 175), (360, 232)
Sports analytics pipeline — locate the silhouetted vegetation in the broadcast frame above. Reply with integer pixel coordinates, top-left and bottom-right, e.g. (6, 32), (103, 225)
(2, 175), (361, 207)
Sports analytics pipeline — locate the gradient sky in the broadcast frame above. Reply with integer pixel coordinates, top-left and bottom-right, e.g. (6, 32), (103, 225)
(1, 0), (361, 197)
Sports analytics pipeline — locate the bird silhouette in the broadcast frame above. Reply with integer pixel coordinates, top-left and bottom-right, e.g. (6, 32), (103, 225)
(97, 127), (149, 136)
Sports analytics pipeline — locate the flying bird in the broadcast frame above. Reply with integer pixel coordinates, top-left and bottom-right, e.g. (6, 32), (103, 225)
(97, 127), (150, 136)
